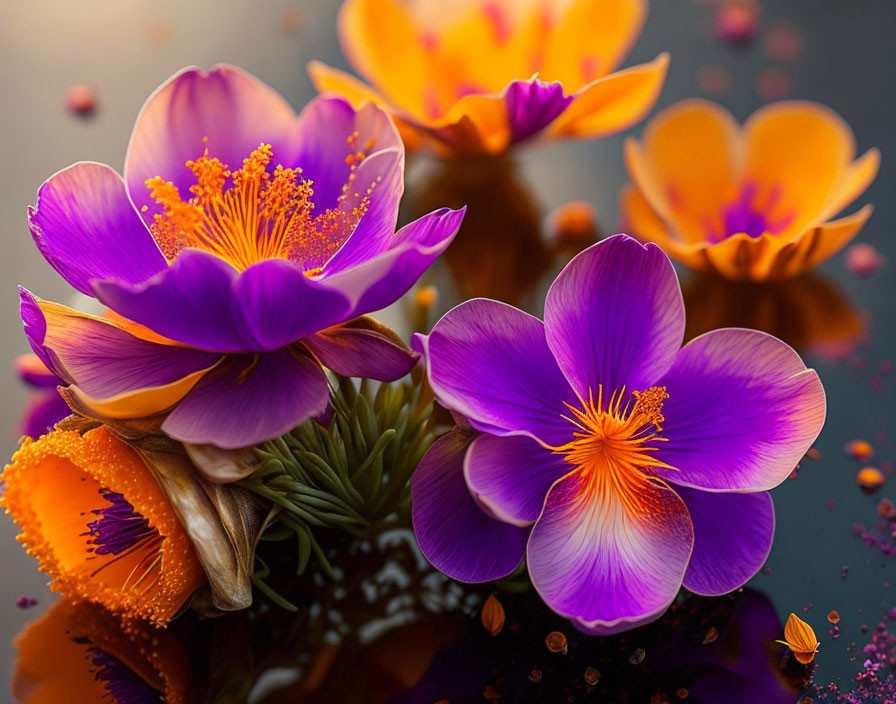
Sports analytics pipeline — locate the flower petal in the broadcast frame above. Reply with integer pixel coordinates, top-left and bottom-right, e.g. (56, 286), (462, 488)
(677, 486), (774, 596)
(307, 60), (390, 108)
(623, 98), (743, 243)
(19, 390), (71, 440)
(414, 298), (578, 446)
(303, 317), (417, 381)
(162, 348), (329, 449)
(411, 429), (527, 582)
(654, 328), (825, 492)
(293, 96), (403, 213)
(544, 234), (684, 399)
(93, 249), (250, 354)
(234, 259), (352, 351)
(20, 289), (221, 405)
(744, 100), (856, 236)
(125, 65), (299, 223)
(464, 434), (569, 526)
(528, 471), (693, 634)
(546, 54), (669, 139)
(542, 0), (648, 84)
(337, 0), (430, 116)
(504, 78), (573, 143)
(28, 162), (167, 295)
(323, 207), (464, 316)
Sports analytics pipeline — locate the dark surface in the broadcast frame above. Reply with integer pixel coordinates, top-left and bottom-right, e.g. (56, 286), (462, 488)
(0, 0), (894, 697)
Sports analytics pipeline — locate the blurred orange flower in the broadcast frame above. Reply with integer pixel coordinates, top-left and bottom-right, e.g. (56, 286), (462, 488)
(12, 598), (191, 704)
(310, 0), (668, 155)
(621, 99), (879, 281)
(1, 427), (205, 626)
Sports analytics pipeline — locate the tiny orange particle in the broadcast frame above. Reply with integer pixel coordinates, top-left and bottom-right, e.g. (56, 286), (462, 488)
(845, 439), (874, 461)
(806, 448), (821, 461)
(546, 631), (568, 654)
(481, 593), (505, 636)
(857, 466), (886, 493)
(827, 610), (840, 624)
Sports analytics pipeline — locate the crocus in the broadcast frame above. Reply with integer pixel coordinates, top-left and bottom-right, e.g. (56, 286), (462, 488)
(14, 353), (69, 439)
(23, 64), (464, 449)
(621, 99), (879, 281)
(309, 0), (669, 155)
(1, 427), (206, 625)
(13, 598), (191, 703)
(412, 234), (825, 634)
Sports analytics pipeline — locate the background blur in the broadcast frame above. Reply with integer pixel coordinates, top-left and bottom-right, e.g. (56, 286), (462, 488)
(0, 0), (894, 694)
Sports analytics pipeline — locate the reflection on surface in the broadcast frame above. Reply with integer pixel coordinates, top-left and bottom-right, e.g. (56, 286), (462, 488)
(407, 156), (582, 308)
(13, 530), (808, 704)
(682, 271), (867, 359)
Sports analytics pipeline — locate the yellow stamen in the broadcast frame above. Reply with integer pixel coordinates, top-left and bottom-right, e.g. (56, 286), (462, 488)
(553, 385), (676, 516)
(146, 137), (381, 274)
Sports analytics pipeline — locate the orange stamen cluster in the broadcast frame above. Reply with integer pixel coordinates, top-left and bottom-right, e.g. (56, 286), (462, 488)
(1, 428), (205, 626)
(145, 136), (380, 275)
(554, 386), (676, 515)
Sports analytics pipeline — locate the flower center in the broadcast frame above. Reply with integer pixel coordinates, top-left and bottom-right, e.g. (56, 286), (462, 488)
(82, 488), (164, 592)
(707, 183), (796, 242)
(555, 386), (675, 514)
(87, 646), (165, 704)
(145, 137), (380, 274)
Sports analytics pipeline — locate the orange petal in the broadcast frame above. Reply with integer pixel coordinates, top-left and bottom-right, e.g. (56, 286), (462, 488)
(547, 53), (669, 140)
(13, 599), (191, 704)
(821, 147), (881, 221)
(744, 101), (856, 236)
(418, 92), (513, 155)
(337, 0), (430, 116)
(620, 184), (708, 270)
(624, 98), (742, 244)
(542, 0), (648, 87)
(1, 428), (206, 625)
(782, 613), (820, 653)
(307, 60), (389, 108)
(796, 205), (874, 273)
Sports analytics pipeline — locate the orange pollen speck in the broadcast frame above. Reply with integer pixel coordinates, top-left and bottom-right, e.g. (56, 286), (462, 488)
(553, 385), (676, 515)
(146, 136), (380, 274)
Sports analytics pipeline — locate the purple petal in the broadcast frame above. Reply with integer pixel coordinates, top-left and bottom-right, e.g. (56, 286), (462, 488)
(28, 163), (167, 296)
(654, 329), (826, 492)
(413, 298), (578, 446)
(464, 434), (569, 526)
(527, 472), (693, 635)
(20, 288), (221, 399)
(162, 347), (329, 449)
(323, 207), (465, 316)
(293, 97), (403, 214)
(18, 389), (70, 439)
(411, 429), (527, 583)
(677, 487), (775, 596)
(93, 249), (250, 353)
(544, 234), (684, 400)
(234, 259), (351, 350)
(14, 353), (60, 389)
(505, 78), (573, 143)
(303, 319), (417, 381)
(125, 65), (300, 223)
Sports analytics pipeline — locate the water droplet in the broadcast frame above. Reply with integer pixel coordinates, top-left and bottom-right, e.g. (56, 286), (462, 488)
(546, 631), (568, 654)
(583, 666), (600, 685)
(629, 648), (646, 665)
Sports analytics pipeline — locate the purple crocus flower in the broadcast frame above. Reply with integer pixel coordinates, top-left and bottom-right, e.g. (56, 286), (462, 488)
(411, 234), (825, 635)
(21, 65), (464, 449)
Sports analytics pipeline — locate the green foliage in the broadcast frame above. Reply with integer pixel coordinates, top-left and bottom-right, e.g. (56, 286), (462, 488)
(240, 375), (435, 581)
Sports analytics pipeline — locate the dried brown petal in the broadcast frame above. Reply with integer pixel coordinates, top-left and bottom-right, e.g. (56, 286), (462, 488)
(481, 593), (505, 636)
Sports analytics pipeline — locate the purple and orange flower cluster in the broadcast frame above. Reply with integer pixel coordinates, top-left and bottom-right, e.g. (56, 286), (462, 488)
(5, 2), (880, 697)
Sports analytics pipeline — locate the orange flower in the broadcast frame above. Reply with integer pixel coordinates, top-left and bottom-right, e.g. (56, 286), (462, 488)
(309, 0), (668, 155)
(621, 99), (880, 281)
(1, 427), (205, 626)
(12, 598), (191, 704)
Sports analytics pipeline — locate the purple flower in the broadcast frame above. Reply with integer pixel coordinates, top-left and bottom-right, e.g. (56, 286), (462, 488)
(14, 353), (69, 439)
(22, 65), (464, 449)
(411, 234), (825, 634)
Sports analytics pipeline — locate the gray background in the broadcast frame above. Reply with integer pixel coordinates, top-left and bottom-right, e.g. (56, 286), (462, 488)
(0, 0), (894, 695)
